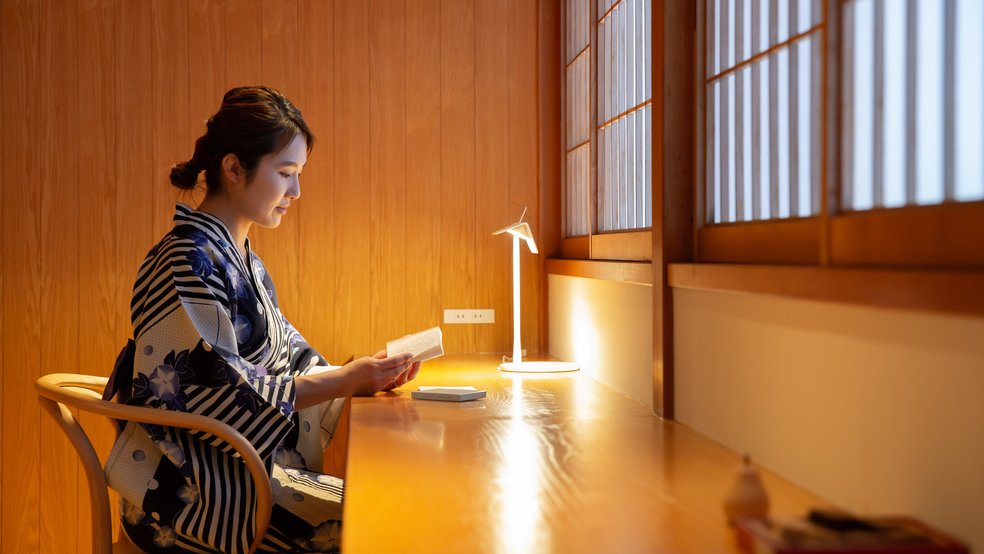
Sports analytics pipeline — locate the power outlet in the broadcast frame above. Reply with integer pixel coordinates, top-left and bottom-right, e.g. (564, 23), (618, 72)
(471, 309), (495, 323)
(444, 309), (495, 324)
(444, 310), (470, 323)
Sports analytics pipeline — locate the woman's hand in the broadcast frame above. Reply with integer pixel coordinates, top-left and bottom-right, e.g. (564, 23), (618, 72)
(293, 352), (414, 410)
(342, 352), (414, 397)
(372, 344), (422, 392)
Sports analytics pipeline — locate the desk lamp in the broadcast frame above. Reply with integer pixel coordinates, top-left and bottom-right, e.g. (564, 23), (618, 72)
(493, 208), (579, 373)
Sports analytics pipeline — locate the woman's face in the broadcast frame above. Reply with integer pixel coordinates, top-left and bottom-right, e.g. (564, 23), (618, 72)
(238, 133), (307, 229)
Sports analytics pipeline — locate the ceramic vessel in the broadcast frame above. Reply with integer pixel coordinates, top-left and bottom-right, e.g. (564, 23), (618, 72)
(723, 455), (770, 524)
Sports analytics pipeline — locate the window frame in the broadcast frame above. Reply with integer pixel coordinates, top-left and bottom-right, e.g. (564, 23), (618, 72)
(560, 0), (654, 263)
(694, 0), (984, 270)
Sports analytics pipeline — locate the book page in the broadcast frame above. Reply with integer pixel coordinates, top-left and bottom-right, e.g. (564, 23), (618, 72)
(387, 327), (444, 363)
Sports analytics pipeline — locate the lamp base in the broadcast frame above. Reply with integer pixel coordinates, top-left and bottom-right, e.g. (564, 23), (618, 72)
(498, 361), (580, 373)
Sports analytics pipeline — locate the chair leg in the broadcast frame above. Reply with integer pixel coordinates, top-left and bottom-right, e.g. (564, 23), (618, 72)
(39, 397), (115, 554)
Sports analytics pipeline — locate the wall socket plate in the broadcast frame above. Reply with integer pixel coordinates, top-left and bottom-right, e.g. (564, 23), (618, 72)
(443, 309), (495, 324)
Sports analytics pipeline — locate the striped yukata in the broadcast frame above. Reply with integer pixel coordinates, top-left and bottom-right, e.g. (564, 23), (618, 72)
(104, 203), (345, 553)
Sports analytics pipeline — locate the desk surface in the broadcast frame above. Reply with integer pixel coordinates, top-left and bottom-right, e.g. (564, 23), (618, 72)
(342, 355), (829, 553)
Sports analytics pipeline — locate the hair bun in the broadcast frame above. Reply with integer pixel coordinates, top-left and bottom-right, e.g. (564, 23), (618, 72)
(169, 159), (201, 190)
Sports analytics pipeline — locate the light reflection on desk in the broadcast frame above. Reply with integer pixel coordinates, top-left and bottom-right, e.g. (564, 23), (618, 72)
(341, 355), (832, 553)
(496, 419), (544, 554)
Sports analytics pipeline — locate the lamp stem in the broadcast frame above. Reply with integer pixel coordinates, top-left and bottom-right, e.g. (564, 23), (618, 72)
(512, 234), (522, 364)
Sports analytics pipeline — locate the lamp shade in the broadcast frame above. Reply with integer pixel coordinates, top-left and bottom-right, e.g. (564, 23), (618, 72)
(491, 221), (538, 254)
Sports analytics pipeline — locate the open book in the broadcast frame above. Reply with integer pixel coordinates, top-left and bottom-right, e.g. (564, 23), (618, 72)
(386, 327), (444, 364)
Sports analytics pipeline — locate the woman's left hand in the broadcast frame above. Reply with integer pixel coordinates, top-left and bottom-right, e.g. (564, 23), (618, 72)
(372, 347), (422, 391)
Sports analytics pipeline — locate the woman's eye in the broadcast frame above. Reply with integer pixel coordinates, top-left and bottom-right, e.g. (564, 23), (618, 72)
(280, 172), (291, 178)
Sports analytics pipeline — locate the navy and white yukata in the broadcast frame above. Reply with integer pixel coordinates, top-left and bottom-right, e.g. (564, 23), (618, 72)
(104, 203), (346, 554)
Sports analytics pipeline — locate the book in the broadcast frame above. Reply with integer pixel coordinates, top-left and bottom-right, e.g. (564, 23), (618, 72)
(735, 514), (968, 554)
(386, 327), (444, 364)
(411, 387), (486, 402)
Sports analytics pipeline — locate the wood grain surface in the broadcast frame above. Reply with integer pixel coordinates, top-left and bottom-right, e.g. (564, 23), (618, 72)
(333, 0), (373, 361)
(369, 0), (408, 349)
(669, 263), (984, 316)
(40, 0), (80, 550)
(297, 0), (336, 364)
(441, 0), (477, 355)
(698, 218), (822, 265)
(3, 2), (42, 552)
(151, 0), (189, 242)
(830, 202), (984, 268)
(0, 2), (546, 551)
(343, 355), (831, 553)
(510, 0), (541, 357)
(404, 0), (443, 341)
(78, 2), (118, 545)
(0, 0), (5, 540)
(545, 258), (653, 286)
(475, 0), (512, 355)
(226, 0), (261, 88)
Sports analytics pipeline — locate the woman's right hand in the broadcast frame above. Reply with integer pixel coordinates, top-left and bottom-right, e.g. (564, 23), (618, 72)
(342, 352), (413, 397)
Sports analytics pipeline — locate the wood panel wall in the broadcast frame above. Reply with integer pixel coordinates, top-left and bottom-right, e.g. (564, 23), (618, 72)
(0, 0), (543, 552)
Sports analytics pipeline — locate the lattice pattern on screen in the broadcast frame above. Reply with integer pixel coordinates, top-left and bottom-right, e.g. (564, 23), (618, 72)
(597, 0), (652, 232)
(704, 0), (823, 225)
(566, 0), (591, 237)
(841, 0), (984, 211)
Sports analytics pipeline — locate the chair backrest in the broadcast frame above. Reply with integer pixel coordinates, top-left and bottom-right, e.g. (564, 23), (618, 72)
(36, 374), (273, 554)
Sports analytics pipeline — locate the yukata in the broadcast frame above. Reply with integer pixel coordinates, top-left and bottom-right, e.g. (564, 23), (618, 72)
(104, 203), (346, 554)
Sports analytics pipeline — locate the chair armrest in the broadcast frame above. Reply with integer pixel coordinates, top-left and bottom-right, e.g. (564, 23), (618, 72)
(36, 373), (273, 554)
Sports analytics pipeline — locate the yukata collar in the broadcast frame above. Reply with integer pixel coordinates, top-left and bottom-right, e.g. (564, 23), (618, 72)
(173, 202), (254, 273)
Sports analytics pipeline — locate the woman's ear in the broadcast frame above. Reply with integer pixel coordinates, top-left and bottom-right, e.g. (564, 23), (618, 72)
(221, 153), (243, 186)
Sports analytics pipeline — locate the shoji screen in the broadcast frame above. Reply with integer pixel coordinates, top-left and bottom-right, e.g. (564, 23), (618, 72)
(567, 0), (591, 236)
(704, 0), (823, 224)
(841, 0), (984, 211)
(597, 0), (652, 232)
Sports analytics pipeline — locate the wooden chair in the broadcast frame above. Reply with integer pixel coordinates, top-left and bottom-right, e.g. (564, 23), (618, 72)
(36, 374), (274, 554)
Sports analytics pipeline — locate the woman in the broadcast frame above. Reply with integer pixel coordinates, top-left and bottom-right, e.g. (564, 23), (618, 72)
(103, 86), (419, 554)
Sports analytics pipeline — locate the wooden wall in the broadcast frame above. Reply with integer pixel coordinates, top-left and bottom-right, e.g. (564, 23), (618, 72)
(0, 0), (542, 552)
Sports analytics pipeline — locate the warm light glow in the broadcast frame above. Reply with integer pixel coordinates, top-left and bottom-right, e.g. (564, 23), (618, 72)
(496, 380), (546, 554)
(570, 293), (601, 416)
(571, 292), (602, 371)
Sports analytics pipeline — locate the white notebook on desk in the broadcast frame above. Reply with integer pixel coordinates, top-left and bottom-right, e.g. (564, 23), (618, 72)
(411, 386), (486, 402)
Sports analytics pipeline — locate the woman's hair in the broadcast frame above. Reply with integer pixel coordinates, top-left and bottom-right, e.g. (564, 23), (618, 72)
(170, 86), (315, 194)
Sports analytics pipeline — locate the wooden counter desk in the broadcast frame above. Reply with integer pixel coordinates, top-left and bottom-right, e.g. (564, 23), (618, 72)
(341, 355), (829, 553)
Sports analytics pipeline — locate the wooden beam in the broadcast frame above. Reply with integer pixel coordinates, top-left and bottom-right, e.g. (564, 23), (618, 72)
(669, 263), (984, 316)
(545, 258), (652, 286)
(830, 201), (984, 268)
(591, 230), (652, 261)
(698, 217), (821, 264)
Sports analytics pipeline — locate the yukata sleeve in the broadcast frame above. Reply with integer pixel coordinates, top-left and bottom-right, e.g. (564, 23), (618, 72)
(130, 234), (296, 462)
(279, 318), (349, 457)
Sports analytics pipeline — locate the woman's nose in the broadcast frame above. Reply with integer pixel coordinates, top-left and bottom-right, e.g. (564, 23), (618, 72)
(288, 176), (301, 200)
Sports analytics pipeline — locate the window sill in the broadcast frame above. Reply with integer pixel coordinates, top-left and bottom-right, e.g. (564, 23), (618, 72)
(545, 258), (653, 286)
(668, 263), (984, 316)
(561, 231), (652, 262)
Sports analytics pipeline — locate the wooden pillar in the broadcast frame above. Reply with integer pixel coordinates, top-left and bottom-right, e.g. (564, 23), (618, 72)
(539, 0), (563, 353)
(652, 0), (695, 418)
